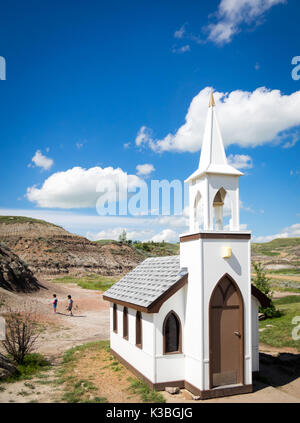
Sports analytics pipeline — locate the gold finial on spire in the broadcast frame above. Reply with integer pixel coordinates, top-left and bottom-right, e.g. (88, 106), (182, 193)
(209, 90), (215, 107)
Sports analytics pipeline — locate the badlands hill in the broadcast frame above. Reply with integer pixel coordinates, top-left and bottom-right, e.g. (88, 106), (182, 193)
(251, 237), (300, 269)
(0, 216), (299, 278)
(0, 242), (40, 292)
(0, 216), (145, 277)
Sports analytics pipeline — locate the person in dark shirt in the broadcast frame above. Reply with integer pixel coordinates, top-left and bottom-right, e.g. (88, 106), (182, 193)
(67, 295), (73, 316)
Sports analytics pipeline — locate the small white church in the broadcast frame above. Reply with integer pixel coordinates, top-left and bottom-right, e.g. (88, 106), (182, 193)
(103, 92), (270, 399)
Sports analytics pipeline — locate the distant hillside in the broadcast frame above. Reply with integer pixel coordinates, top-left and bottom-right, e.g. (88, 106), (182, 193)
(0, 216), (145, 277)
(96, 240), (180, 257)
(0, 216), (299, 277)
(251, 237), (300, 269)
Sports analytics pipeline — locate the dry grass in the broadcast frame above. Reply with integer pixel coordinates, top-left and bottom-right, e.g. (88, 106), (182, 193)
(57, 341), (164, 403)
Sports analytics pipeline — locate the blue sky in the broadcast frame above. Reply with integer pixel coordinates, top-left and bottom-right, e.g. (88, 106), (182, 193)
(0, 0), (299, 242)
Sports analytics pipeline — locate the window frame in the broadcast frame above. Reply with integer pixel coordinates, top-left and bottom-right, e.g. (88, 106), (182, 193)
(135, 311), (143, 349)
(163, 310), (182, 355)
(123, 306), (128, 340)
(113, 303), (118, 333)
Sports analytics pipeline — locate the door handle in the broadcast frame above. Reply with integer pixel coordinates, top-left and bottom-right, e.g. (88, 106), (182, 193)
(234, 331), (241, 337)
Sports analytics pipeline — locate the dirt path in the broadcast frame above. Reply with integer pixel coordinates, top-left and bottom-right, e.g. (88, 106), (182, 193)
(251, 273), (300, 283)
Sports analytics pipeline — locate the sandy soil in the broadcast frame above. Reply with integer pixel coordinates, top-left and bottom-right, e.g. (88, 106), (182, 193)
(0, 281), (299, 403)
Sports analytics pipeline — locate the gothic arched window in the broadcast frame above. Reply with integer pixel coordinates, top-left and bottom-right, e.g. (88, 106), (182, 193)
(163, 311), (181, 354)
(213, 187), (227, 230)
(123, 307), (128, 339)
(136, 311), (142, 348)
(113, 303), (118, 333)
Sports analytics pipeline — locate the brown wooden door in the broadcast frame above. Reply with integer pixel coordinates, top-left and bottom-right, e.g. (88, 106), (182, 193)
(209, 275), (244, 388)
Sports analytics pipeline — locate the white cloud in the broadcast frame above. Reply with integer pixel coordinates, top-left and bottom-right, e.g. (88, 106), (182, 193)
(206, 0), (286, 45)
(227, 154), (253, 169)
(29, 150), (54, 171)
(135, 126), (155, 148)
(136, 163), (155, 176)
(123, 142), (131, 149)
(253, 223), (300, 243)
(171, 45), (191, 54)
(26, 166), (144, 208)
(76, 143), (83, 149)
(151, 229), (179, 243)
(174, 24), (186, 39)
(136, 86), (300, 153)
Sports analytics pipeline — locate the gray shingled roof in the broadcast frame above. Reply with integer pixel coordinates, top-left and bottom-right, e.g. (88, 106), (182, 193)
(104, 255), (187, 308)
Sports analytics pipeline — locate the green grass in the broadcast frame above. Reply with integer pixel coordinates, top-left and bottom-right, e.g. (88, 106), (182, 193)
(251, 237), (300, 259)
(268, 268), (300, 275)
(132, 241), (179, 257)
(7, 353), (50, 382)
(62, 340), (110, 364)
(53, 274), (119, 291)
(269, 279), (300, 292)
(95, 239), (180, 257)
(127, 377), (165, 403)
(61, 379), (104, 403)
(259, 300), (300, 351)
(274, 295), (300, 305)
(56, 341), (110, 403)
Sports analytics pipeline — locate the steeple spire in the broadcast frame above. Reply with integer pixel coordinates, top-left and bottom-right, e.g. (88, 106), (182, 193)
(185, 90), (242, 183)
(209, 90), (215, 107)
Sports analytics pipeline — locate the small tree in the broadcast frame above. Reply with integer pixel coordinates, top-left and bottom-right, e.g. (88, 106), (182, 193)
(252, 262), (272, 298)
(253, 262), (280, 318)
(2, 306), (40, 364)
(118, 229), (127, 243)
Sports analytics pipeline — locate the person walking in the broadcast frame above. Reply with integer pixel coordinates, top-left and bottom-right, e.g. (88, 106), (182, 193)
(67, 295), (73, 316)
(52, 294), (58, 314)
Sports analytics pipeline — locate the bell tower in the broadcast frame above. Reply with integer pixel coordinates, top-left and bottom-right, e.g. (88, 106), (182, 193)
(186, 91), (243, 234)
(180, 91), (252, 397)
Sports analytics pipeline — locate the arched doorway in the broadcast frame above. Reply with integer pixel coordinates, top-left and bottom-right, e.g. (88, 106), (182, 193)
(209, 274), (244, 388)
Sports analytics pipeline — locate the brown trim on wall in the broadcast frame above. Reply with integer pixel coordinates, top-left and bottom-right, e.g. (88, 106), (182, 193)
(184, 381), (252, 400)
(110, 348), (155, 389)
(180, 232), (251, 242)
(103, 274), (188, 314)
(148, 275), (188, 313)
(111, 347), (252, 400)
(154, 380), (185, 391)
(102, 296), (149, 313)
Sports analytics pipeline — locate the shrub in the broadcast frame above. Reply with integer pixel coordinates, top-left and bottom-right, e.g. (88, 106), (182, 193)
(253, 262), (281, 318)
(2, 306), (40, 364)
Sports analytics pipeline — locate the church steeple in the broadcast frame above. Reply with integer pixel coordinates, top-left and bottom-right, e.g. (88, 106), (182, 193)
(185, 90), (243, 233)
(186, 90), (242, 184)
